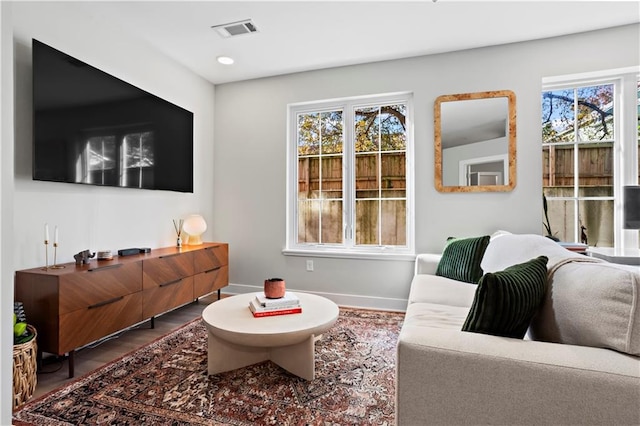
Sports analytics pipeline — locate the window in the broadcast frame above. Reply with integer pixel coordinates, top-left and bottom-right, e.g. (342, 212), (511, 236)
(286, 93), (414, 258)
(542, 70), (639, 248)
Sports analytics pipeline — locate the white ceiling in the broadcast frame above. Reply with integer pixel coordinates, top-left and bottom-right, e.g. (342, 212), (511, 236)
(79, 1), (640, 85)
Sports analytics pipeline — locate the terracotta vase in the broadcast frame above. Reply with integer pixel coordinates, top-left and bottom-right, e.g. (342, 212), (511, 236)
(264, 278), (286, 299)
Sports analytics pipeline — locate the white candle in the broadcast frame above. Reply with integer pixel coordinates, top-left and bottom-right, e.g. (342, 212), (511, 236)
(45, 223), (49, 242)
(54, 226), (59, 245)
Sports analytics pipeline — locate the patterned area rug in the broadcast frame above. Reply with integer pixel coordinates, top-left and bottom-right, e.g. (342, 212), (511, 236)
(13, 307), (404, 425)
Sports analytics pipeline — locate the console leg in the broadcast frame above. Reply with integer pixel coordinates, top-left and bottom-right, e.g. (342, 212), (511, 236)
(150, 316), (155, 329)
(68, 350), (75, 378)
(217, 289), (221, 300)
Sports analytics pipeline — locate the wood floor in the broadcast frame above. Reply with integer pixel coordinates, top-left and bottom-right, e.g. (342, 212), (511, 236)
(32, 293), (223, 400)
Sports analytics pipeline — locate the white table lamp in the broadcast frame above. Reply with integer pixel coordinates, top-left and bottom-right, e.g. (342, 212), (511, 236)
(183, 214), (207, 245)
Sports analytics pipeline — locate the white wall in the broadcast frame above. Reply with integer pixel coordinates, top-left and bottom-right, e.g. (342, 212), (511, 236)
(213, 24), (639, 308)
(1, 3), (216, 422)
(1, 2), (15, 422)
(11, 2), (216, 267)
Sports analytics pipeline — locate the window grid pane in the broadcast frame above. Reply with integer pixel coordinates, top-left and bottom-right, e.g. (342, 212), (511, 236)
(298, 112), (319, 156)
(576, 85), (614, 142)
(355, 153), (379, 199)
(381, 200), (406, 245)
(544, 198), (576, 242)
(321, 201), (343, 244)
(577, 142), (613, 197)
(579, 199), (613, 247)
(320, 111), (343, 155)
(355, 107), (379, 153)
(355, 200), (379, 245)
(542, 89), (575, 143)
(297, 200), (319, 244)
(542, 145), (575, 188)
(380, 104), (406, 151)
(381, 152), (406, 198)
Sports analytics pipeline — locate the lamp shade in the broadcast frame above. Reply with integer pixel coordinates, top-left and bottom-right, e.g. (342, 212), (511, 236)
(183, 214), (207, 245)
(623, 186), (640, 230)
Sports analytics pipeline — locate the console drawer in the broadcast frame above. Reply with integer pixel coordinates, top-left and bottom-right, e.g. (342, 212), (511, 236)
(59, 262), (142, 314)
(193, 244), (228, 273)
(58, 292), (143, 353)
(194, 265), (229, 298)
(143, 252), (194, 289)
(142, 276), (194, 318)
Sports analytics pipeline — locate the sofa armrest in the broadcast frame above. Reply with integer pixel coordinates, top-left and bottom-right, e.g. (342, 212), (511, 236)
(414, 253), (442, 275)
(396, 325), (640, 425)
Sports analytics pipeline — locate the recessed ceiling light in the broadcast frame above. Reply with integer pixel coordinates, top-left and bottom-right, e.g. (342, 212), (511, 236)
(217, 56), (234, 65)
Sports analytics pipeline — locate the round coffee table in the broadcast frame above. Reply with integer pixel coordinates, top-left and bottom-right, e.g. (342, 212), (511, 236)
(202, 292), (339, 380)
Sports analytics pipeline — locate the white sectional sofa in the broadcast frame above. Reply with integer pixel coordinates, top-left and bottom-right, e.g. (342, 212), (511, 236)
(396, 233), (640, 425)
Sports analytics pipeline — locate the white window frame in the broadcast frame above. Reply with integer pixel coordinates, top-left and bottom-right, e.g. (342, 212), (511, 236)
(542, 66), (639, 250)
(284, 92), (414, 260)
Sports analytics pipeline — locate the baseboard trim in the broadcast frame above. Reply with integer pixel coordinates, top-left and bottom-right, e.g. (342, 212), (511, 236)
(225, 283), (408, 312)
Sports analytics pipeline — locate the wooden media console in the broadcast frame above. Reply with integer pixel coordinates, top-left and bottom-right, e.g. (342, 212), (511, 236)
(14, 242), (228, 378)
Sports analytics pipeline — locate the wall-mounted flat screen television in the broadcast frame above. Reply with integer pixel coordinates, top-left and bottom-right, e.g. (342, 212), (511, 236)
(32, 39), (194, 193)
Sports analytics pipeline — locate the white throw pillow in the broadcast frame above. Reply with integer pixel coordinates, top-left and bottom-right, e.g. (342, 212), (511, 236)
(481, 233), (583, 273)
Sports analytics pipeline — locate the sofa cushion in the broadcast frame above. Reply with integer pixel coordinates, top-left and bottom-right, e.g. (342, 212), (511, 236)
(481, 233), (583, 273)
(408, 274), (477, 308)
(435, 235), (490, 284)
(530, 259), (640, 355)
(404, 301), (471, 331)
(462, 256), (549, 339)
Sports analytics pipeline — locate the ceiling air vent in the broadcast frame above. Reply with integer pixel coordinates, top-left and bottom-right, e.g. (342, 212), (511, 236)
(212, 19), (258, 38)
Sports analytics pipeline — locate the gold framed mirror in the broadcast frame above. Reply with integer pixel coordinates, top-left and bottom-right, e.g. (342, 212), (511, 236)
(434, 90), (516, 192)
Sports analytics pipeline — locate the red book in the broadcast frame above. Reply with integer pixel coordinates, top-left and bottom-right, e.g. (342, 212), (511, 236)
(250, 307), (302, 318)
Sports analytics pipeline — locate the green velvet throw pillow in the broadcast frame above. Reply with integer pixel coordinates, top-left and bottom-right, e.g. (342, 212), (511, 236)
(435, 235), (490, 284)
(462, 255), (549, 339)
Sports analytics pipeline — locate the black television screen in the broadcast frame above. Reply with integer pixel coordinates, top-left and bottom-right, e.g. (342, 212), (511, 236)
(32, 39), (194, 193)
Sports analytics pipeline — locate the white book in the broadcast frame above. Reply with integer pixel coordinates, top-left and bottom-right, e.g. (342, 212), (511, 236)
(249, 298), (300, 313)
(255, 291), (300, 308)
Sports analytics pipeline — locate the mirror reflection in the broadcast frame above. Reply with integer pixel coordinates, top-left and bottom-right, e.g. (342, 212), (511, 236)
(434, 90), (516, 192)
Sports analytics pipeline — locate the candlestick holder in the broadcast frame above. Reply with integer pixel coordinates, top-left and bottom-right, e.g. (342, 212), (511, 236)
(42, 240), (49, 271)
(51, 242), (65, 269)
